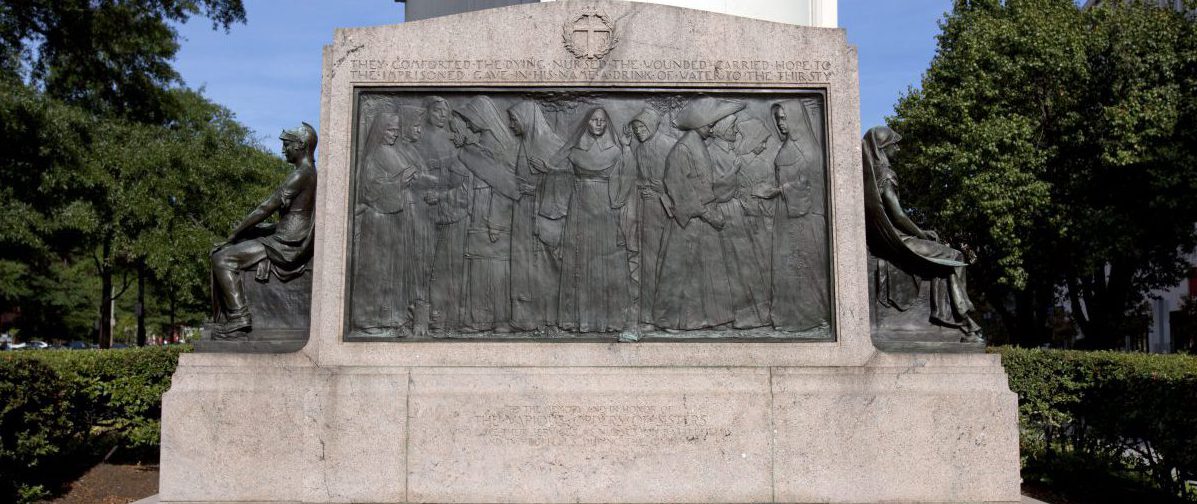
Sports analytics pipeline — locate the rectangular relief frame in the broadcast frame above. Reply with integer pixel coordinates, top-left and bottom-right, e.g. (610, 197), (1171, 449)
(343, 87), (834, 342)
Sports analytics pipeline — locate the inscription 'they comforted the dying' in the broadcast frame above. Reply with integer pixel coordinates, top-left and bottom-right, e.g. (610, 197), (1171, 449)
(348, 58), (834, 84)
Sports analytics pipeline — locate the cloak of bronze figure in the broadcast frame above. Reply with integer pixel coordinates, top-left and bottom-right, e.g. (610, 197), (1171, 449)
(349, 111), (408, 338)
(652, 97), (745, 330)
(732, 118), (778, 278)
(453, 96), (521, 332)
(756, 99), (830, 333)
(210, 122), (318, 338)
(862, 125), (983, 344)
(417, 96), (471, 330)
(554, 107), (638, 334)
(707, 112), (771, 329)
(628, 107), (678, 327)
(508, 100), (568, 330)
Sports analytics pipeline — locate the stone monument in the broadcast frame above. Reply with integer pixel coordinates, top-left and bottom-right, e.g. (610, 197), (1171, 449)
(160, 2), (1021, 502)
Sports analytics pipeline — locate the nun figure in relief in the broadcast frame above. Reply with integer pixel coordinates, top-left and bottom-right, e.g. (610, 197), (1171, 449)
(453, 96), (520, 332)
(862, 126), (983, 342)
(754, 99), (830, 333)
(733, 118), (778, 275)
(652, 98), (744, 330)
(350, 111), (414, 338)
(628, 107), (678, 326)
(556, 107), (637, 334)
(395, 105), (439, 337)
(507, 100), (568, 330)
(707, 113), (771, 328)
(418, 97), (470, 330)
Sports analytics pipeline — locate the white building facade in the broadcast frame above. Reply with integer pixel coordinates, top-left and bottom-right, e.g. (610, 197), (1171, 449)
(400, 0), (836, 27)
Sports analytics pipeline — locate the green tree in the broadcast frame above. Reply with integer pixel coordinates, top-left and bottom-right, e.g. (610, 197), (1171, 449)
(0, 80), (99, 340)
(0, 79), (280, 342)
(0, 1), (288, 346)
(890, 0), (1197, 349)
(0, 0), (246, 122)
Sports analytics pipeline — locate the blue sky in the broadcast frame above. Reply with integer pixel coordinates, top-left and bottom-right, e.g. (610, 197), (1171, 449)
(173, 0), (951, 148)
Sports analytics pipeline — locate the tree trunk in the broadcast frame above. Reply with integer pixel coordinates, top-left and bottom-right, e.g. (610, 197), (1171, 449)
(1071, 260), (1140, 350)
(1065, 273), (1092, 341)
(98, 237), (113, 349)
(136, 259), (146, 347)
(1014, 290), (1040, 346)
(986, 285), (1020, 345)
(168, 283), (176, 345)
(1031, 285), (1053, 346)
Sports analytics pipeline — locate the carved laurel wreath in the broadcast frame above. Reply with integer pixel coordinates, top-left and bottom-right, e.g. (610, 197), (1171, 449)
(562, 8), (618, 60)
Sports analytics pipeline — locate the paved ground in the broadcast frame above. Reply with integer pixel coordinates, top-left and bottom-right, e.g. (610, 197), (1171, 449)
(45, 464), (1058, 504)
(40, 463), (158, 504)
(121, 494), (1060, 504)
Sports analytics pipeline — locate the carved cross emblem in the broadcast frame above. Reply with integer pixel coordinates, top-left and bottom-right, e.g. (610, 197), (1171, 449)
(574, 13), (610, 52)
(563, 7), (618, 60)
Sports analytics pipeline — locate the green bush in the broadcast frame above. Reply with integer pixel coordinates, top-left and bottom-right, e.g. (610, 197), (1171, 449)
(0, 345), (189, 503)
(998, 347), (1197, 502)
(0, 358), (77, 502)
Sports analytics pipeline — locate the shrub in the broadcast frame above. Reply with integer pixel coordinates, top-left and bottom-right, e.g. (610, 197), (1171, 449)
(34, 346), (187, 450)
(998, 347), (1197, 502)
(0, 345), (188, 503)
(0, 358), (77, 502)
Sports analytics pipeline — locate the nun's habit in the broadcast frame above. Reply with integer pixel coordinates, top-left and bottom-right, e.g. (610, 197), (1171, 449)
(556, 107), (637, 332)
(454, 96), (520, 331)
(767, 99), (829, 332)
(629, 107), (678, 323)
(652, 98), (744, 330)
(508, 100), (568, 330)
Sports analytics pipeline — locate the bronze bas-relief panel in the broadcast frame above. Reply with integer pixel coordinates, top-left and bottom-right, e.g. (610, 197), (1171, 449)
(344, 89), (832, 341)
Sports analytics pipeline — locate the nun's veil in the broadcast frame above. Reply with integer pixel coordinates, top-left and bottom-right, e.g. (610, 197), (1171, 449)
(674, 97), (745, 131)
(553, 107), (623, 165)
(863, 126), (902, 174)
(508, 100), (565, 165)
(734, 119), (772, 156)
(771, 100), (823, 161)
(398, 105), (426, 139)
(363, 111), (399, 154)
(455, 96), (518, 166)
(630, 107), (663, 138)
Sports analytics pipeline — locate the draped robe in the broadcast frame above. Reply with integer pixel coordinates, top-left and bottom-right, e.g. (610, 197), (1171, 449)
(416, 124), (469, 328)
(709, 138), (771, 328)
(652, 131), (736, 330)
(351, 138), (418, 335)
(631, 121), (677, 323)
(769, 101), (830, 332)
(557, 131), (636, 332)
(509, 101), (568, 329)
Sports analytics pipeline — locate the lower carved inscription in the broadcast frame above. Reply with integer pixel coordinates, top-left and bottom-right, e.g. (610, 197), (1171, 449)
(347, 90), (832, 340)
(475, 404), (727, 447)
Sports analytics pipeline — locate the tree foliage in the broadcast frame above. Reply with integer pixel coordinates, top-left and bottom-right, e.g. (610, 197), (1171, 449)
(0, 0), (246, 122)
(0, 78), (281, 340)
(891, 0), (1197, 348)
(0, 0), (284, 342)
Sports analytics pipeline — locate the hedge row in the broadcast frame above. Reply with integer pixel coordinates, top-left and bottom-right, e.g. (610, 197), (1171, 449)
(3, 345), (1196, 501)
(997, 346), (1197, 502)
(0, 346), (188, 503)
